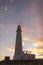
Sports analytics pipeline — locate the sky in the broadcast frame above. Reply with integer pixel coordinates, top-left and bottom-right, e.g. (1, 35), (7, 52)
(0, 0), (43, 60)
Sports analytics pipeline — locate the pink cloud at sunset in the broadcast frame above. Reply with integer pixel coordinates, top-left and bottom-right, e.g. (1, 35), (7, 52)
(31, 16), (41, 31)
(21, 1), (40, 17)
(29, 2), (39, 15)
(33, 37), (43, 47)
(8, 47), (15, 52)
(23, 35), (34, 42)
(0, 23), (5, 28)
(7, 47), (43, 59)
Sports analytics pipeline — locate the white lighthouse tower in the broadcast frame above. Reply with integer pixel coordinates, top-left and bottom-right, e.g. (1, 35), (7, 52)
(14, 25), (22, 60)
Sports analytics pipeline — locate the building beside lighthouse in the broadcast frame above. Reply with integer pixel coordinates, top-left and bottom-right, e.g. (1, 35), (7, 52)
(13, 25), (35, 60)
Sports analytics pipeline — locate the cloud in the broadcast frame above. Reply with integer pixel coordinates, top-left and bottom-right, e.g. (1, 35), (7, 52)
(0, 29), (9, 35)
(21, 1), (40, 17)
(0, 55), (4, 61)
(10, 0), (14, 2)
(0, 30), (8, 35)
(0, 23), (5, 34)
(29, 2), (38, 15)
(0, 23), (5, 28)
(4, 6), (8, 11)
(32, 37), (43, 58)
(33, 37), (43, 47)
(31, 16), (41, 32)
(0, 0), (16, 12)
(33, 41), (43, 47)
(23, 35), (34, 42)
(21, 47), (43, 58)
(38, 53), (43, 56)
(1, 5), (8, 12)
(0, 29), (3, 34)
(3, 5), (8, 12)
(28, 48), (43, 58)
(8, 47), (15, 52)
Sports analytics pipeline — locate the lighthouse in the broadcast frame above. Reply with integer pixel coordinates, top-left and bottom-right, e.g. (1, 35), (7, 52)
(13, 25), (22, 60)
(13, 25), (35, 60)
